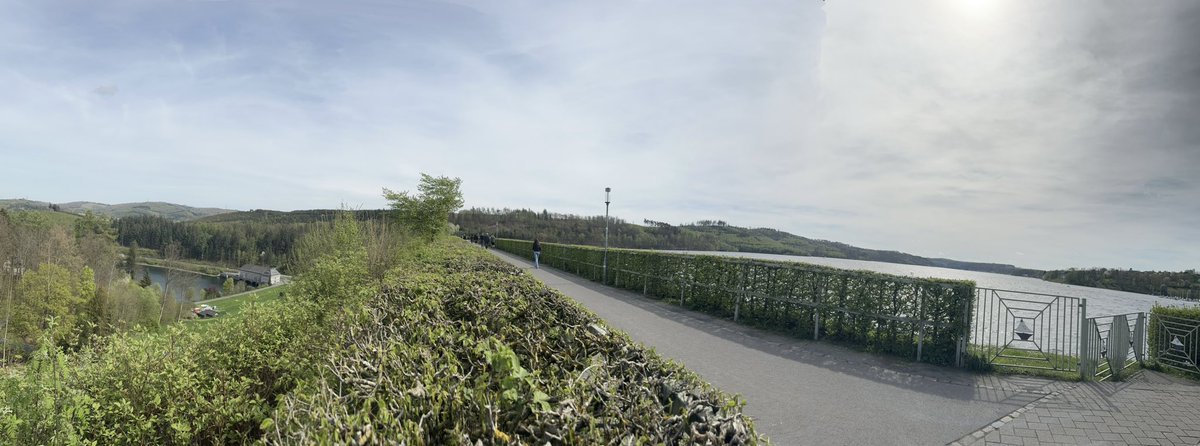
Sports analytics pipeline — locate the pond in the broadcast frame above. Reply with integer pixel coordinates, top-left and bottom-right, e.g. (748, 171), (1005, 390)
(139, 264), (227, 301)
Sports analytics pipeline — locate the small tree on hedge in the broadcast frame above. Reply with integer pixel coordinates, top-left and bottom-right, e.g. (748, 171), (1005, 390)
(383, 174), (464, 240)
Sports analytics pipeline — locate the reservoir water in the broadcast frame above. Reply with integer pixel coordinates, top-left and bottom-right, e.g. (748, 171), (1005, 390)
(140, 265), (226, 301)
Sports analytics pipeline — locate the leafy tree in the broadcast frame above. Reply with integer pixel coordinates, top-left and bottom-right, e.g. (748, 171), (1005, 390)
(11, 263), (83, 344)
(383, 174), (464, 240)
(73, 211), (115, 241)
(293, 212), (369, 311)
(222, 277), (234, 295)
(126, 241), (139, 276)
(139, 271), (152, 288)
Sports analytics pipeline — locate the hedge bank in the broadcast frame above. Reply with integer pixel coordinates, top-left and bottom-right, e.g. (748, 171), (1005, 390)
(499, 239), (975, 366)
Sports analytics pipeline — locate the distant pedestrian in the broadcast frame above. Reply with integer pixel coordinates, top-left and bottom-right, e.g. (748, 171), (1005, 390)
(532, 239), (542, 269)
(483, 233), (491, 249)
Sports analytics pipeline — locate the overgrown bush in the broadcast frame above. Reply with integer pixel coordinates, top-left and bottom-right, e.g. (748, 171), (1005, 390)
(1, 236), (761, 444)
(0, 299), (328, 445)
(268, 240), (762, 445)
(496, 238), (975, 365)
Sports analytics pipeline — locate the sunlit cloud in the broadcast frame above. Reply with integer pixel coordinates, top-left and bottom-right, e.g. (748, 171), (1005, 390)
(0, 0), (1196, 271)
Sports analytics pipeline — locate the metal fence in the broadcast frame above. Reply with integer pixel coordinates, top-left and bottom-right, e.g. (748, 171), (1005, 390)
(1148, 312), (1200, 376)
(502, 240), (1192, 381)
(1082, 313), (1145, 381)
(526, 247), (972, 365)
(970, 288), (1085, 374)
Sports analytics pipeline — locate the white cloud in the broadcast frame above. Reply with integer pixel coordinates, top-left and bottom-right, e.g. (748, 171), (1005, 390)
(0, 0), (1196, 270)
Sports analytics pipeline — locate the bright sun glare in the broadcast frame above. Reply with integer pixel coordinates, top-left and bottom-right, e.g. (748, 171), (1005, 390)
(956, 0), (999, 18)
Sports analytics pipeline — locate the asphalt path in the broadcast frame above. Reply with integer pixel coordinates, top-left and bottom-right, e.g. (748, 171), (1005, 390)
(488, 249), (1062, 445)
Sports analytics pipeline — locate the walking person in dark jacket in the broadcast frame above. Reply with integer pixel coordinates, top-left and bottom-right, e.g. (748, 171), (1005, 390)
(532, 239), (542, 269)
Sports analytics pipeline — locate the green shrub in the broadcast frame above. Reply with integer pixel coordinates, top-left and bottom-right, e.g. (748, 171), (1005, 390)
(1, 237), (760, 444)
(0, 299), (327, 445)
(497, 238), (975, 365)
(268, 239), (762, 445)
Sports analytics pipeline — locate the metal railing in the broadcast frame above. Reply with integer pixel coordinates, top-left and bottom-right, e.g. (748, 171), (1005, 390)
(509, 241), (1177, 381)
(1082, 313), (1145, 381)
(1149, 312), (1200, 376)
(970, 288), (1085, 374)
(535, 250), (968, 364)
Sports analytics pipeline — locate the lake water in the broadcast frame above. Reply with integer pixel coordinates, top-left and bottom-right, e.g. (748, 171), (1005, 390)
(141, 265), (225, 301)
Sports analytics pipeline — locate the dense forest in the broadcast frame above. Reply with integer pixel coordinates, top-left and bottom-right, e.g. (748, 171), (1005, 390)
(451, 207), (1044, 276)
(1042, 268), (1200, 299)
(114, 215), (324, 270)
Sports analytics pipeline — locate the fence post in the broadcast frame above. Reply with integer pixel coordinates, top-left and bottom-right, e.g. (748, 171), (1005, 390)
(916, 322), (925, 362)
(734, 268), (745, 322)
(1134, 312), (1145, 364)
(813, 309), (820, 341)
(679, 275), (685, 306)
(1079, 299), (1089, 381)
(957, 293), (972, 368)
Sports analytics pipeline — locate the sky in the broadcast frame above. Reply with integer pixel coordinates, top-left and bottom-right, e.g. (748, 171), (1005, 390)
(1, 0), (1197, 271)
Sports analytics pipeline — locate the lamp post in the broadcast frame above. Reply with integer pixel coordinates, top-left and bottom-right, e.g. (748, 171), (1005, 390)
(603, 187), (611, 284)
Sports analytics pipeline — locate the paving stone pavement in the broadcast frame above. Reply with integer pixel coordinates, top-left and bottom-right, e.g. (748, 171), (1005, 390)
(951, 371), (1200, 446)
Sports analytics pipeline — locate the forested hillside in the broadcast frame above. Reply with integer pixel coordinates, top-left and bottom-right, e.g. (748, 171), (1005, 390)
(0, 199), (234, 222)
(114, 215), (316, 271)
(1042, 268), (1200, 299)
(452, 208), (1043, 277)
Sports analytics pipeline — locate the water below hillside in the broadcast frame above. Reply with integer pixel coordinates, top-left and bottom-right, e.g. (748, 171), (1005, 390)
(672, 251), (1199, 318)
(140, 265), (226, 301)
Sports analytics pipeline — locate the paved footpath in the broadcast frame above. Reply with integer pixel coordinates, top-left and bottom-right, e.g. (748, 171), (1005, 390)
(488, 250), (1200, 445)
(951, 371), (1200, 446)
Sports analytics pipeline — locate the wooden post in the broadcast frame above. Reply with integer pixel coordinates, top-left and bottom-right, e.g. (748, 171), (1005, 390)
(734, 267), (745, 322)
(917, 323), (926, 362)
(813, 310), (821, 341)
(680, 276), (685, 306)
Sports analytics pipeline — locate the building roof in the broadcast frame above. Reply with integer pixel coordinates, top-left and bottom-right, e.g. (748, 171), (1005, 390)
(239, 264), (280, 275)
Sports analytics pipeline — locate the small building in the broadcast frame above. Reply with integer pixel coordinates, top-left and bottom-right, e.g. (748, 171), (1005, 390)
(238, 264), (281, 286)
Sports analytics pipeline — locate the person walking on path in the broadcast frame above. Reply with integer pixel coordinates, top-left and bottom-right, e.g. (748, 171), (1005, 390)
(532, 238), (542, 269)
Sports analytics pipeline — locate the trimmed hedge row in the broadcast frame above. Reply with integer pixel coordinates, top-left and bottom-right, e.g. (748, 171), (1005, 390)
(1149, 305), (1200, 378)
(269, 239), (763, 444)
(500, 239), (975, 365)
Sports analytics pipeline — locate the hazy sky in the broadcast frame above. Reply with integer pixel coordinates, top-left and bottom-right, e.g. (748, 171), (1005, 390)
(2, 0), (1197, 271)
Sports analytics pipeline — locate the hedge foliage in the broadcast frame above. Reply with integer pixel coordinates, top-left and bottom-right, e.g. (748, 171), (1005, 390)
(1, 236), (761, 444)
(269, 240), (762, 445)
(498, 239), (975, 365)
(1148, 305), (1200, 378)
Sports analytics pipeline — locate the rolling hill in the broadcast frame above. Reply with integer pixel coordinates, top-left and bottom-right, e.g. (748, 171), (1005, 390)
(0, 199), (235, 222)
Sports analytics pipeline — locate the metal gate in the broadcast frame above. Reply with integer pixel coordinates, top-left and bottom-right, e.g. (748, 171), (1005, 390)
(971, 288), (1085, 373)
(1149, 312), (1200, 376)
(1082, 313), (1144, 381)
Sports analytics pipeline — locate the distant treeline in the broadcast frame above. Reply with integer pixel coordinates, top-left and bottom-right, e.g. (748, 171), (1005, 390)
(115, 215), (312, 270)
(451, 208), (1042, 277)
(116, 210), (397, 271)
(1042, 268), (1200, 299)
(195, 209), (389, 224)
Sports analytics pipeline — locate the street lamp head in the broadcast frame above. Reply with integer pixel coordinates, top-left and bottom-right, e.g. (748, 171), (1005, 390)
(605, 187), (611, 204)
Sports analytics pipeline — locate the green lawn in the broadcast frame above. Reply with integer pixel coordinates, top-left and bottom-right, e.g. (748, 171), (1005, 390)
(185, 283), (291, 323)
